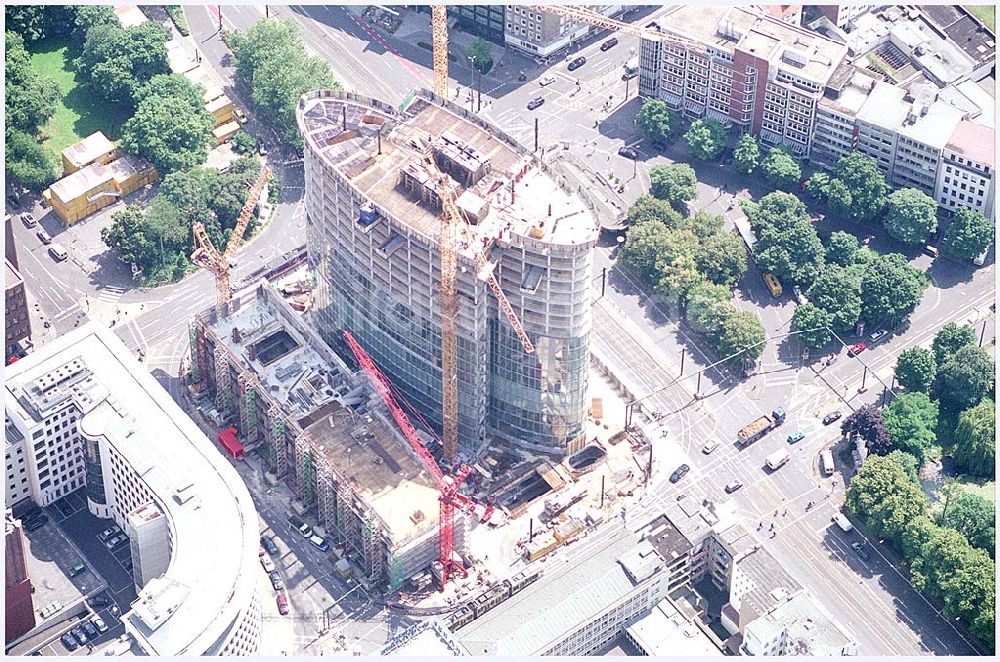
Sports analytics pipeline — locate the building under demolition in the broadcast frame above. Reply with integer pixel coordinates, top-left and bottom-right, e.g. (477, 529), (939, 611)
(191, 281), (466, 589)
(295, 89), (599, 460)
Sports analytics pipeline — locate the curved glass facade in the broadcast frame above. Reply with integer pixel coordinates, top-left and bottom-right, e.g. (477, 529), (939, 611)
(83, 434), (106, 505)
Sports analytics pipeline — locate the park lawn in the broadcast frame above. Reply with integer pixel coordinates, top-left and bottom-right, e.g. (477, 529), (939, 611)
(28, 38), (132, 157)
(966, 5), (995, 31)
(955, 477), (995, 504)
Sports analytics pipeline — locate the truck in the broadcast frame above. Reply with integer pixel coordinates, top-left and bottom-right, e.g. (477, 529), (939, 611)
(765, 449), (791, 471)
(737, 408), (786, 446)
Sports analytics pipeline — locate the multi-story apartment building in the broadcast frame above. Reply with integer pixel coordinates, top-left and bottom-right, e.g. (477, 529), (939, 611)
(296, 89), (597, 459)
(4, 323), (262, 655)
(639, 5), (848, 157)
(450, 5), (506, 45)
(5, 259), (30, 360)
(935, 119), (995, 219)
(811, 4), (876, 29)
(504, 5), (627, 57)
(812, 68), (880, 166)
(5, 511), (35, 643)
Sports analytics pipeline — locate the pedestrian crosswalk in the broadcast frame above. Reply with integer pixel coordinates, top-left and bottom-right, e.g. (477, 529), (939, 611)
(94, 286), (126, 304)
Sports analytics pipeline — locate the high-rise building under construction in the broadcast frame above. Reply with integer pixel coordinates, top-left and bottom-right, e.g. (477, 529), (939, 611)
(296, 89), (598, 459)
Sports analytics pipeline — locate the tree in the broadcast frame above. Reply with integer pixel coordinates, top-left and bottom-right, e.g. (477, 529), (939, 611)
(121, 95), (215, 175)
(228, 19), (338, 147)
(137, 74), (205, 110)
(5, 129), (58, 190)
(885, 450), (921, 483)
(932, 322), (976, 367)
(5, 31), (60, 136)
(685, 281), (732, 337)
(732, 133), (760, 175)
(900, 515), (938, 562)
(77, 21), (171, 107)
(648, 228), (701, 305)
(841, 404), (892, 455)
(715, 309), (766, 370)
(804, 171), (830, 201)
(682, 210), (724, 241)
(883, 392), (938, 461)
(894, 347), (936, 393)
(942, 206), (994, 261)
(791, 303), (833, 348)
(860, 253), (926, 325)
(72, 5), (118, 42)
(101, 205), (155, 267)
(635, 99), (677, 145)
(760, 146), (801, 191)
(649, 163), (697, 209)
(884, 188), (938, 245)
(4, 5), (47, 42)
(834, 151), (889, 222)
(684, 118), (727, 161)
(745, 191), (808, 234)
(825, 231), (859, 267)
(935, 345), (995, 411)
(951, 399), (995, 478)
(627, 195), (683, 229)
(466, 37), (493, 73)
(847, 453), (929, 547)
(755, 217), (825, 286)
(619, 217), (670, 282)
(696, 232), (747, 287)
(230, 131), (258, 155)
(941, 493), (995, 557)
(806, 266), (862, 333)
(214, 157), (264, 230)
(824, 178), (854, 219)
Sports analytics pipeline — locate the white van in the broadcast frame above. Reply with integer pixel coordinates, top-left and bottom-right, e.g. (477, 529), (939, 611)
(820, 450), (835, 476)
(832, 512), (853, 532)
(765, 449), (790, 470)
(48, 243), (68, 262)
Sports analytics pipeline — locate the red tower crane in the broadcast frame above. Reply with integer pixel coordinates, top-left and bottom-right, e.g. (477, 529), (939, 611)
(343, 331), (492, 589)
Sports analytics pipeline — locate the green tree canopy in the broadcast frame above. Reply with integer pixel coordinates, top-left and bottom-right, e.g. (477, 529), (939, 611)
(732, 133), (760, 175)
(627, 195), (683, 228)
(635, 99), (677, 145)
(806, 266), (862, 333)
(932, 322), (976, 366)
(847, 453), (929, 548)
(121, 92), (215, 175)
(825, 231), (859, 267)
(466, 37), (493, 73)
(650, 228), (701, 305)
(72, 5), (118, 43)
(760, 147), (801, 191)
(745, 191), (808, 234)
(685, 281), (732, 337)
(884, 188), (938, 245)
(715, 309), (766, 370)
(860, 253), (927, 325)
(101, 205), (156, 267)
(791, 303), (833, 348)
(942, 206), (994, 261)
(4, 5), (47, 42)
(935, 345), (995, 411)
(804, 171), (831, 201)
(649, 163), (697, 209)
(951, 399), (995, 478)
(228, 19), (338, 147)
(695, 231), (747, 287)
(834, 151), (889, 222)
(5, 31), (60, 136)
(682, 210), (724, 241)
(885, 449), (921, 483)
(755, 216), (825, 286)
(5, 129), (58, 190)
(684, 118), (727, 161)
(619, 217), (670, 282)
(941, 492), (995, 557)
(894, 347), (936, 393)
(883, 392), (938, 461)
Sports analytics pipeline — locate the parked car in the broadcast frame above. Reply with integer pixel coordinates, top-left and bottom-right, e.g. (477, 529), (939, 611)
(71, 627), (88, 645)
(36, 228), (52, 244)
(69, 563), (87, 578)
(48, 244), (68, 262)
(669, 464), (690, 483)
(539, 74), (556, 86)
(259, 545), (267, 557)
(792, 285), (807, 305)
(82, 621), (98, 639)
(922, 245), (939, 258)
(297, 522), (313, 538)
(617, 146), (639, 159)
(269, 571), (284, 591)
(724, 481), (743, 494)
(848, 341), (867, 357)
(261, 536), (279, 556)
(89, 595), (111, 608)
(261, 556), (276, 573)
(105, 534), (126, 550)
(99, 526), (121, 542)
(309, 535), (331, 552)
(60, 633), (79, 651)
(868, 329), (888, 344)
(786, 430), (805, 444)
(276, 592), (289, 615)
(24, 514), (47, 532)
(851, 541), (871, 562)
(21, 212), (37, 228)
(94, 616), (108, 634)
(527, 96), (545, 110)
(600, 37), (619, 51)
(568, 56), (587, 71)
(702, 440), (720, 454)
(822, 411), (842, 425)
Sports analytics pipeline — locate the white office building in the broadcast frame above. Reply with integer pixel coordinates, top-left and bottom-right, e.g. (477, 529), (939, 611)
(4, 323), (262, 655)
(936, 119), (995, 219)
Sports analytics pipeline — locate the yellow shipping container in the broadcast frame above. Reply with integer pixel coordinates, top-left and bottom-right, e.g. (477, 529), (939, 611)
(212, 120), (241, 145)
(45, 156), (158, 225)
(61, 132), (117, 176)
(205, 94), (235, 127)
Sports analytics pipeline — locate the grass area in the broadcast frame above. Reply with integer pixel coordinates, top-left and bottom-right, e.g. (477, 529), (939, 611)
(956, 477), (995, 504)
(966, 5), (995, 31)
(28, 38), (132, 157)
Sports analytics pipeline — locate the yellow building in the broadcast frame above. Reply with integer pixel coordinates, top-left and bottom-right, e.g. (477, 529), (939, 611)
(43, 156), (158, 225)
(205, 94), (235, 127)
(60, 132), (117, 176)
(212, 121), (241, 145)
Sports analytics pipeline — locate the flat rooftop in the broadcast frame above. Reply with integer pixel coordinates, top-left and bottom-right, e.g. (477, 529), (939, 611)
(48, 155), (151, 203)
(820, 69), (879, 116)
(297, 91), (597, 254)
(744, 591), (857, 655)
(626, 598), (722, 656)
(4, 323), (259, 656)
(61, 131), (115, 170)
(647, 5), (845, 85)
(946, 119), (996, 167)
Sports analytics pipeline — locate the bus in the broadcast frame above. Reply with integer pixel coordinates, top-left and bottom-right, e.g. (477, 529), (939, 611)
(762, 272), (783, 297)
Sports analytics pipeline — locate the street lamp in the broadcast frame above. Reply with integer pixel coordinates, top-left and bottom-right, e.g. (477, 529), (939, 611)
(467, 56), (482, 112)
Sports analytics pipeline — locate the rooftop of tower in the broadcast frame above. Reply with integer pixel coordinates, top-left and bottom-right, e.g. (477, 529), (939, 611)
(296, 90), (598, 256)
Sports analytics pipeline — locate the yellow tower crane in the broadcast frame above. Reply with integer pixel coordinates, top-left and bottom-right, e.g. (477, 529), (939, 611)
(191, 165), (273, 318)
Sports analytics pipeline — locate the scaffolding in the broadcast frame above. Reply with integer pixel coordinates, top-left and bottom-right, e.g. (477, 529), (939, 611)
(315, 462), (336, 530)
(240, 374), (258, 442)
(214, 344), (233, 418)
(188, 325), (201, 383)
(361, 508), (383, 582)
(269, 406), (287, 477)
(300, 445), (315, 507)
(335, 480), (351, 545)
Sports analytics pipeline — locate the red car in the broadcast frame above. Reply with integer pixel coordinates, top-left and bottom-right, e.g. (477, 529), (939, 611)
(848, 341), (867, 357)
(276, 593), (288, 615)
(259, 545), (266, 557)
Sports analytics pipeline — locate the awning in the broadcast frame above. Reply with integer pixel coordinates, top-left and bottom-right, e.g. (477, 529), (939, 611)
(217, 427), (244, 459)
